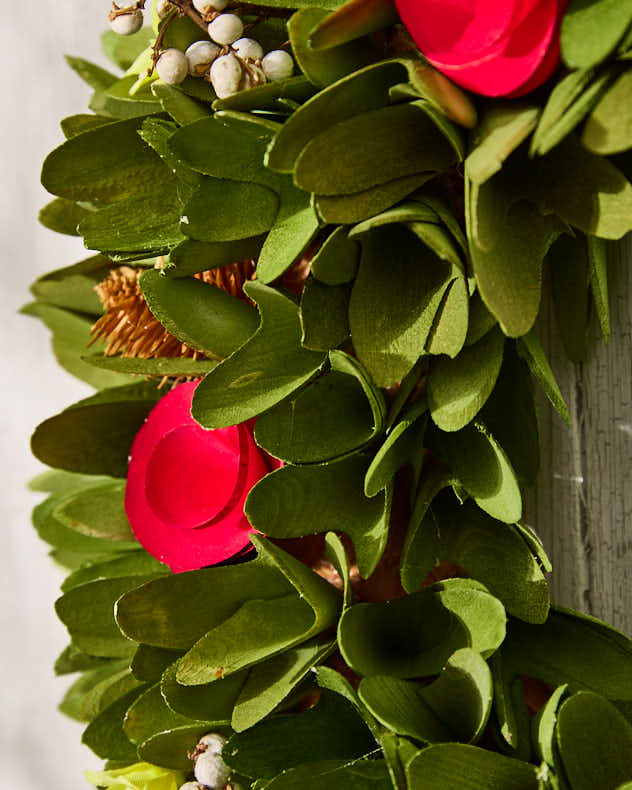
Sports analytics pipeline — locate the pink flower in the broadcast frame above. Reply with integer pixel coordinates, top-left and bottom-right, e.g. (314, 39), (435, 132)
(125, 381), (274, 573)
(396, 0), (567, 97)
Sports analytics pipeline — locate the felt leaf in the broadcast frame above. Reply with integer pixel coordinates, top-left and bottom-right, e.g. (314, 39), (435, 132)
(227, 691), (375, 779)
(256, 187), (320, 284)
(151, 83), (211, 126)
(265, 760), (392, 790)
(435, 422), (523, 524)
(175, 537), (341, 685)
(84, 355), (218, 378)
(254, 370), (374, 463)
(192, 282), (326, 428)
(289, 7), (379, 88)
(470, 201), (564, 338)
(330, 349), (387, 433)
(531, 66), (618, 157)
(314, 173), (434, 224)
(338, 579), (506, 678)
(83, 686), (147, 762)
(101, 27), (154, 70)
(42, 117), (172, 203)
(556, 693), (632, 790)
(406, 744), (539, 790)
(62, 553), (167, 593)
(182, 178), (279, 243)
(56, 574), (163, 658)
(138, 724), (228, 770)
(91, 76), (161, 120)
(349, 225), (453, 386)
(401, 495), (550, 624)
(350, 201), (441, 234)
(359, 648), (493, 744)
(517, 329), (570, 425)
(426, 276), (469, 358)
(588, 236), (611, 342)
(61, 114), (117, 139)
(140, 269), (259, 359)
(480, 344), (540, 485)
(533, 684), (568, 767)
(583, 68), (632, 155)
(39, 197), (91, 236)
(123, 683), (201, 746)
(325, 533), (353, 608)
(466, 105), (540, 187)
(428, 326), (505, 432)
(294, 102), (457, 196)
(52, 482), (133, 543)
(21, 302), (130, 389)
(466, 292), (497, 346)
(116, 559), (294, 649)
(311, 226), (360, 285)
(29, 254), (112, 315)
(59, 660), (132, 721)
(231, 635), (335, 731)
(55, 644), (112, 676)
(245, 455), (392, 579)
(364, 398), (427, 497)
(31, 384), (162, 478)
(405, 59), (478, 129)
(161, 662), (246, 723)
(549, 233), (591, 362)
(212, 76), (316, 113)
(131, 645), (183, 684)
(385, 358), (425, 430)
(309, 0), (397, 49)
(299, 277), (351, 351)
(561, 0), (632, 69)
(170, 237), (264, 277)
(412, 190), (469, 255)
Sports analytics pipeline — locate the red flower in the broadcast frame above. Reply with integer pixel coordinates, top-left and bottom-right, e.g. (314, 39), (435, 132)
(125, 381), (275, 573)
(396, 0), (567, 97)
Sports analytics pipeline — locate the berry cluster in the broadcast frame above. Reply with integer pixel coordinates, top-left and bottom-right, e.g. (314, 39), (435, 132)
(108, 0), (294, 98)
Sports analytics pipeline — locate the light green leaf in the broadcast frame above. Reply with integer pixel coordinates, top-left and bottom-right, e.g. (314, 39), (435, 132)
(82, 686), (146, 761)
(101, 26), (155, 70)
(588, 235), (611, 343)
(29, 254), (112, 315)
(151, 82), (211, 125)
(517, 329), (570, 425)
(65, 55), (118, 91)
(426, 276), (469, 358)
(583, 68), (632, 154)
(84, 355), (219, 378)
(53, 482), (134, 543)
(561, 0), (632, 69)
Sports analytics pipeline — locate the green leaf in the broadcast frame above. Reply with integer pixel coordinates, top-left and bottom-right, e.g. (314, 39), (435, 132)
(557, 693), (632, 790)
(131, 645), (183, 684)
(588, 236), (611, 342)
(91, 75), (161, 120)
(314, 173), (433, 224)
(138, 724), (224, 770)
(56, 574), (162, 658)
(212, 75), (317, 113)
(84, 355), (218, 378)
(264, 760), (392, 790)
(289, 7), (379, 88)
(123, 683), (200, 746)
(29, 254), (112, 314)
(583, 68), (632, 154)
(299, 277), (351, 351)
(405, 58), (478, 129)
(175, 537), (341, 685)
(77, 667), (142, 723)
(162, 662), (246, 723)
(406, 744), (538, 790)
(309, 0), (398, 50)
(59, 659), (130, 720)
(294, 102), (457, 196)
(533, 684), (568, 767)
(465, 292), (497, 346)
(151, 82), (211, 126)
(466, 105), (540, 186)
(349, 225), (453, 386)
(53, 482), (134, 543)
(311, 226), (360, 284)
(31, 384), (161, 477)
(62, 553), (167, 593)
(83, 686), (147, 761)
(182, 178), (279, 242)
(470, 201), (564, 338)
(65, 55), (118, 91)
(39, 197), (91, 236)
(42, 117), (173, 203)
(359, 648), (493, 744)
(245, 455), (392, 578)
(140, 269), (259, 359)
(338, 579), (506, 678)
(55, 643), (113, 676)
(225, 691), (375, 779)
(517, 329), (570, 425)
(428, 326), (505, 432)
(191, 282), (326, 428)
(101, 26), (154, 70)
(401, 495), (550, 623)
(170, 237), (264, 276)
(434, 422), (522, 524)
(549, 233), (591, 362)
(561, 0), (632, 69)
(61, 113), (117, 139)
(426, 276), (469, 358)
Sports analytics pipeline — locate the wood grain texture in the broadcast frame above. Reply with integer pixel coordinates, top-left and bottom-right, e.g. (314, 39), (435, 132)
(526, 234), (632, 635)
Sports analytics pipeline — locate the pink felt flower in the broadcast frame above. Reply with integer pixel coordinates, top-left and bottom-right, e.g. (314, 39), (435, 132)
(396, 0), (567, 97)
(125, 381), (275, 573)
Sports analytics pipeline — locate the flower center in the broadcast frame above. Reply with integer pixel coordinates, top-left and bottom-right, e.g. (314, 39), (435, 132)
(145, 423), (250, 530)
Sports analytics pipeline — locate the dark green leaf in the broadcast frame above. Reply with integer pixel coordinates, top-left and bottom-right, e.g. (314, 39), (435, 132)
(588, 235), (611, 343)
(131, 644), (183, 683)
(61, 114), (117, 139)
(517, 329), (570, 425)
(170, 237), (264, 277)
(311, 226), (359, 284)
(138, 724), (223, 770)
(299, 277), (351, 351)
(53, 481), (134, 543)
(265, 760), (392, 790)
(83, 686), (147, 761)
(212, 75), (316, 113)
(39, 197), (91, 236)
(161, 662), (246, 723)
(309, 0), (398, 50)
(29, 254), (112, 315)
(84, 355), (218, 378)
(549, 233), (591, 362)
(151, 82), (211, 126)
(123, 683), (200, 746)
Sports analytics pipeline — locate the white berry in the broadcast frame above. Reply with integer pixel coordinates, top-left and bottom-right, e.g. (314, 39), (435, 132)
(210, 53), (243, 98)
(233, 37), (264, 61)
(198, 733), (227, 754)
(156, 0), (173, 17)
(185, 40), (220, 75)
(241, 62), (266, 90)
(110, 9), (143, 35)
(193, 0), (229, 13)
(261, 50), (294, 81)
(156, 48), (189, 85)
(179, 784), (204, 790)
(194, 751), (231, 788)
(208, 13), (244, 45)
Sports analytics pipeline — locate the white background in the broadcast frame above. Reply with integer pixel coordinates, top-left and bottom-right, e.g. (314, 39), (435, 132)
(1, 1), (118, 785)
